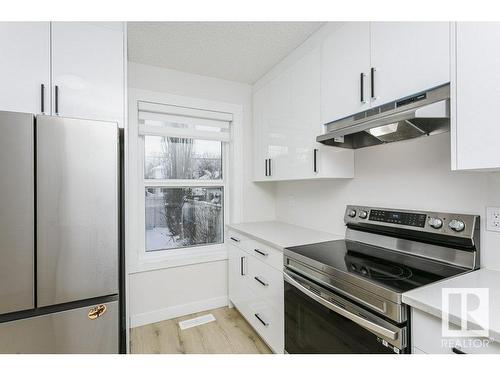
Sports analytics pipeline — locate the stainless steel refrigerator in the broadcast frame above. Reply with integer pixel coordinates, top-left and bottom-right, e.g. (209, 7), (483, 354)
(0, 111), (122, 353)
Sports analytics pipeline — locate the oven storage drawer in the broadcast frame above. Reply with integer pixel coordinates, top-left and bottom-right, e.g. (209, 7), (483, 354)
(284, 270), (407, 354)
(411, 308), (500, 354)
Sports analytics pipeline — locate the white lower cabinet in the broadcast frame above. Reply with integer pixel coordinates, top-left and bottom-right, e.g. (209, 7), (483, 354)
(411, 308), (500, 354)
(227, 230), (284, 353)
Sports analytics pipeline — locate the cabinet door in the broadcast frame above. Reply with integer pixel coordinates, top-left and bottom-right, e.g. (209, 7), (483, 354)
(51, 22), (124, 127)
(370, 22), (450, 106)
(0, 22), (50, 114)
(252, 86), (269, 181)
(286, 48), (322, 180)
(227, 243), (249, 308)
(253, 71), (290, 181)
(321, 22), (371, 124)
(453, 22), (500, 170)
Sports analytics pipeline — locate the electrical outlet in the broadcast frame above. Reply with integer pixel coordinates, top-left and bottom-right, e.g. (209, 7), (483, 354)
(486, 207), (500, 232)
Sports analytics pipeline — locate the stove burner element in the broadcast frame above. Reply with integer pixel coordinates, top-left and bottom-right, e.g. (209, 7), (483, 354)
(345, 253), (413, 282)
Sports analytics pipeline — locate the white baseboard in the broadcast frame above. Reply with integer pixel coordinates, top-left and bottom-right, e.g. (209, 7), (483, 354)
(130, 295), (229, 328)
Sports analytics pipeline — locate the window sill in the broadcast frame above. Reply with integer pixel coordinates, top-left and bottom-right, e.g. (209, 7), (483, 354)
(128, 243), (228, 274)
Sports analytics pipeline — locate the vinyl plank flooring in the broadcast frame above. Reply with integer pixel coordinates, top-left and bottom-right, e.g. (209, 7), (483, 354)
(130, 306), (272, 354)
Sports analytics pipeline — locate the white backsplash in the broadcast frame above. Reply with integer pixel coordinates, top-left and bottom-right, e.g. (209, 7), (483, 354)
(275, 132), (500, 270)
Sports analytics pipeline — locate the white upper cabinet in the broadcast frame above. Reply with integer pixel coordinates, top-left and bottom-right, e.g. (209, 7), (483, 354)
(253, 47), (354, 182)
(370, 22), (450, 106)
(321, 22), (371, 124)
(51, 22), (124, 127)
(452, 22), (500, 170)
(0, 22), (51, 114)
(320, 22), (450, 125)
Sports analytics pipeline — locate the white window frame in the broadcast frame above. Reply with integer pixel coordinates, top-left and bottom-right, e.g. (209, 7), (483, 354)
(140, 135), (228, 253)
(127, 89), (243, 274)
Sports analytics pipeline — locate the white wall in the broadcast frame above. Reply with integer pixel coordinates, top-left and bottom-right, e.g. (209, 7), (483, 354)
(275, 133), (500, 270)
(127, 62), (275, 328)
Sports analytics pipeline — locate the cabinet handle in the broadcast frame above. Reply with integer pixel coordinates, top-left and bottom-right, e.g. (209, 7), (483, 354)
(265, 159), (268, 176)
(230, 236), (241, 243)
(254, 248), (268, 257)
(240, 256), (246, 276)
(360, 73), (366, 103)
(313, 148), (318, 173)
(452, 347), (466, 354)
(371, 67), (376, 99)
(40, 84), (45, 114)
(254, 313), (269, 327)
(55, 85), (60, 115)
(268, 158), (272, 176)
(254, 276), (269, 287)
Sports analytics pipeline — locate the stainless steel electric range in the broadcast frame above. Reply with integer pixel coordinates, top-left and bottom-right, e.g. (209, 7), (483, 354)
(283, 205), (480, 354)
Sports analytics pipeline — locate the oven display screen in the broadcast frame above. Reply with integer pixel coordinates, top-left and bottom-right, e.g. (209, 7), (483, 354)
(369, 210), (426, 227)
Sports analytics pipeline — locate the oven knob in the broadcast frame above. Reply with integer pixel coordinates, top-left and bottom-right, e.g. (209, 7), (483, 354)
(449, 219), (465, 232)
(347, 209), (357, 218)
(428, 217), (443, 229)
(359, 210), (368, 219)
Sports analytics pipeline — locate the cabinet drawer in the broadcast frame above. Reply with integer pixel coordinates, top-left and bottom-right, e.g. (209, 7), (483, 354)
(227, 230), (252, 252)
(226, 230), (283, 271)
(247, 295), (284, 354)
(412, 308), (500, 354)
(247, 238), (283, 271)
(248, 255), (284, 312)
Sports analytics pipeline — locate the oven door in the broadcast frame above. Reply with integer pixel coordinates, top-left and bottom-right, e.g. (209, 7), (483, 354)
(284, 269), (407, 354)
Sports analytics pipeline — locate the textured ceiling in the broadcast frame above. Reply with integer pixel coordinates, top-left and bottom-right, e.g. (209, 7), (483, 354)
(127, 22), (325, 84)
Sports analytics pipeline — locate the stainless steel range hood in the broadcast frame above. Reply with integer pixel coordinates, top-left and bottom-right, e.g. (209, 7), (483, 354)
(317, 84), (450, 149)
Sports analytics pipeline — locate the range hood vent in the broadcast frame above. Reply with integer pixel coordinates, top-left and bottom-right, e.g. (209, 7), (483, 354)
(317, 84), (450, 149)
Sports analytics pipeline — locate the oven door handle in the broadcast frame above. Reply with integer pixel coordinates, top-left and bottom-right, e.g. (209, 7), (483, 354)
(284, 272), (398, 341)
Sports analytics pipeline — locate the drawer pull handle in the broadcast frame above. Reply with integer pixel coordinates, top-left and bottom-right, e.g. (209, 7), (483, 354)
(254, 249), (268, 257)
(452, 347), (466, 354)
(88, 304), (107, 320)
(254, 276), (269, 287)
(254, 313), (269, 327)
(230, 237), (241, 243)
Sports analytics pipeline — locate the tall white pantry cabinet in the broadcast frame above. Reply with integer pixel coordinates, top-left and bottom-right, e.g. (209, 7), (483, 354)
(0, 22), (125, 128)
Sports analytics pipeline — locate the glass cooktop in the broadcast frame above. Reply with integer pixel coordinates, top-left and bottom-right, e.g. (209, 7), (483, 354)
(285, 239), (467, 294)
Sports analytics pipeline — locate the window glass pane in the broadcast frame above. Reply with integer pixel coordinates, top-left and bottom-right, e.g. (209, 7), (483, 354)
(145, 187), (223, 251)
(144, 135), (222, 180)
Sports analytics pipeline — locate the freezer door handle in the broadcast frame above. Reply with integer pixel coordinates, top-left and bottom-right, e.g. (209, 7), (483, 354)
(87, 304), (108, 320)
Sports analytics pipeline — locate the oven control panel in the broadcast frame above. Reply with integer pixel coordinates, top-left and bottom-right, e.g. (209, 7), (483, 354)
(369, 210), (426, 228)
(344, 205), (480, 239)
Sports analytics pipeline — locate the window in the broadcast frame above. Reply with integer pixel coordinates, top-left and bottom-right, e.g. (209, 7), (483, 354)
(138, 101), (231, 252)
(144, 136), (222, 180)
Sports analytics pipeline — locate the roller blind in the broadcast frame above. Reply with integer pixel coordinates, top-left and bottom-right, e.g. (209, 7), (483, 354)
(138, 101), (232, 142)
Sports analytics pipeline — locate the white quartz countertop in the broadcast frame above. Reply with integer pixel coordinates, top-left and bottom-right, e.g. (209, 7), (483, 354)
(226, 221), (342, 250)
(402, 268), (500, 341)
